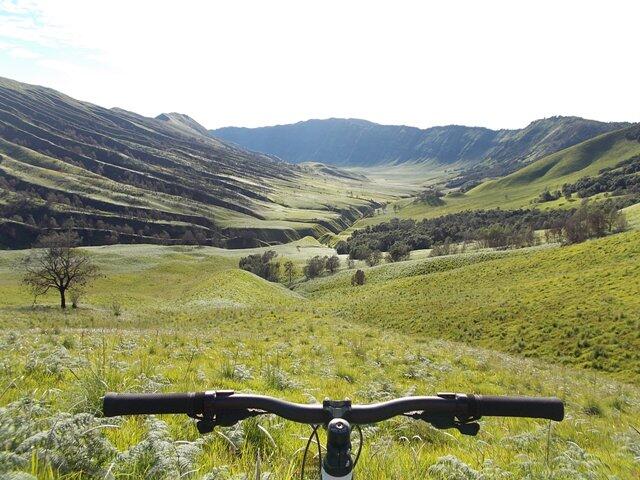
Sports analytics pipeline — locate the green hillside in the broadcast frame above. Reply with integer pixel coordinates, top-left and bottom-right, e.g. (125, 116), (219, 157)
(472, 125), (640, 198)
(0, 77), (407, 249)
(341, 125), (640, 235)
(299, 231), (640, 382)
(1, 78), (639, 480)
(623, 202), (640, 229)
(2, 4), (639, 479)
(1, 239), (639, 478)
(3, 76), (637, 251)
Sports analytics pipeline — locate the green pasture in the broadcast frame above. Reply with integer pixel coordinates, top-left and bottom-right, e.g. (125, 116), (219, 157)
(1, 231), (639, 478)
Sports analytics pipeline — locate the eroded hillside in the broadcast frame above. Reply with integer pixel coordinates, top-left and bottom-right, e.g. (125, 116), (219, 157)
(0, 77), (401, 248)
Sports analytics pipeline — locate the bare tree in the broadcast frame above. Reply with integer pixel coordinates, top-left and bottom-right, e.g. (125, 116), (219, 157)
(23, 231), (100, 309)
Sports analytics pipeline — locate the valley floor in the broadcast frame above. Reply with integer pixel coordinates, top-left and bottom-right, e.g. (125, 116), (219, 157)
(1, 235), (639, 478)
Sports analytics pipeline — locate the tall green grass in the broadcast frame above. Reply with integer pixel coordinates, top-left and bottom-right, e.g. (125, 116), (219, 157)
(0, 238), (639, 478)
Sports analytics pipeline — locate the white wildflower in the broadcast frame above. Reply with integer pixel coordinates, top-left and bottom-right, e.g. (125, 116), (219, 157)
(16, 412), (116, 478)
(428, 455), (482, 480)
(115, 416), (204, 479)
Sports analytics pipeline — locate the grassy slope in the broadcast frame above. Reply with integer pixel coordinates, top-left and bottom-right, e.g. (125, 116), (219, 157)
(0, 77), (412, 244)
(0, 139), (404, 234)
(622, 202), (640, 230)
(0, 237), (639, 478)
(0, 237), (330, 313)
(339, 127), (640, 236)
(298, 232), (640, 382)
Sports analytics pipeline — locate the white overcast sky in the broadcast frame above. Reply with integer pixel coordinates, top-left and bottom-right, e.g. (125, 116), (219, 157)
(0, 0), (638, 130)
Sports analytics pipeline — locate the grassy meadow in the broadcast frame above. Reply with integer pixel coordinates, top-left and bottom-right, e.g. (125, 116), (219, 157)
(1, 235), (639, 479)
(298, 232), (640, 381)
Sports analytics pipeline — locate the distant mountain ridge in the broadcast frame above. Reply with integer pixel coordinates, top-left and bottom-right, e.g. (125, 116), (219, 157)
(211, 117), (631, 169)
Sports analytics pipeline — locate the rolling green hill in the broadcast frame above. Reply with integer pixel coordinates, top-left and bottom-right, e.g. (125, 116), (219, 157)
(2, 76), (636, 251)
(0, 77), (406, 249)
(211, 116), (629, 170)
(298, 231), (640, 382)
(0, 239), (639, 478)
(477, 125), (640, 193)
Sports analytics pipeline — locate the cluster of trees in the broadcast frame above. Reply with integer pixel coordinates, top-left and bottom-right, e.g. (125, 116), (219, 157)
(304, 255), (366, 286)
(559, 155), (640, 199)
(429, 225), (537, 255)
(239, 253), (345, 283)
(560, 201), (627, 244)
(0, 214), (215, 248)
(387, 242), (411, 262)
(337, 208), (575, 257)
(239, 251), (281, 282)
(477, 224), (536, 248)
(535, 188), (562, 203)
(334, 242), (408, 265)
(535, 155), (640, 203)
(303, 255), (341, 279)
(415, 188), (445, 206)
(430, 238), (461, 257)
(338, 201), (629, 259)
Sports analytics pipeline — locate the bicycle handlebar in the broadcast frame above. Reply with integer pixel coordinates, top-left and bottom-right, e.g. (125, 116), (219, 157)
(103, 391), (564, 424)
(103, 392), (201, 416)
(472, 395), (563, 420)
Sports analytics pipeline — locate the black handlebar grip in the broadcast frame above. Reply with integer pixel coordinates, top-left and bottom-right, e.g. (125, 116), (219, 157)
(475, 395), (564, 421)
(103, 392), (204, 417)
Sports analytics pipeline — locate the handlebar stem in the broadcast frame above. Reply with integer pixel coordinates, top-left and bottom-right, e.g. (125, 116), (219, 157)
(323, 418), (353, 479)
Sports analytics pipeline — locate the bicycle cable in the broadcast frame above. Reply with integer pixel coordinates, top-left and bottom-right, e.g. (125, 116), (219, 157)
(352, 424), (363, 468)
(301, 424), (322, 479)
(300, 422), (363, 478)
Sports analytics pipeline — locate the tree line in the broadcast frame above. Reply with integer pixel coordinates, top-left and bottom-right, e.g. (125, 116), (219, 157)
(554, 201), (627, 244)
(337, 208), (575, 258)
(337, 202), (629, 260)
(560, 155), (640, 199)
(535, 155), (640, 203)
(239, 251), (345, 283)
(0, 194), (222, 249)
